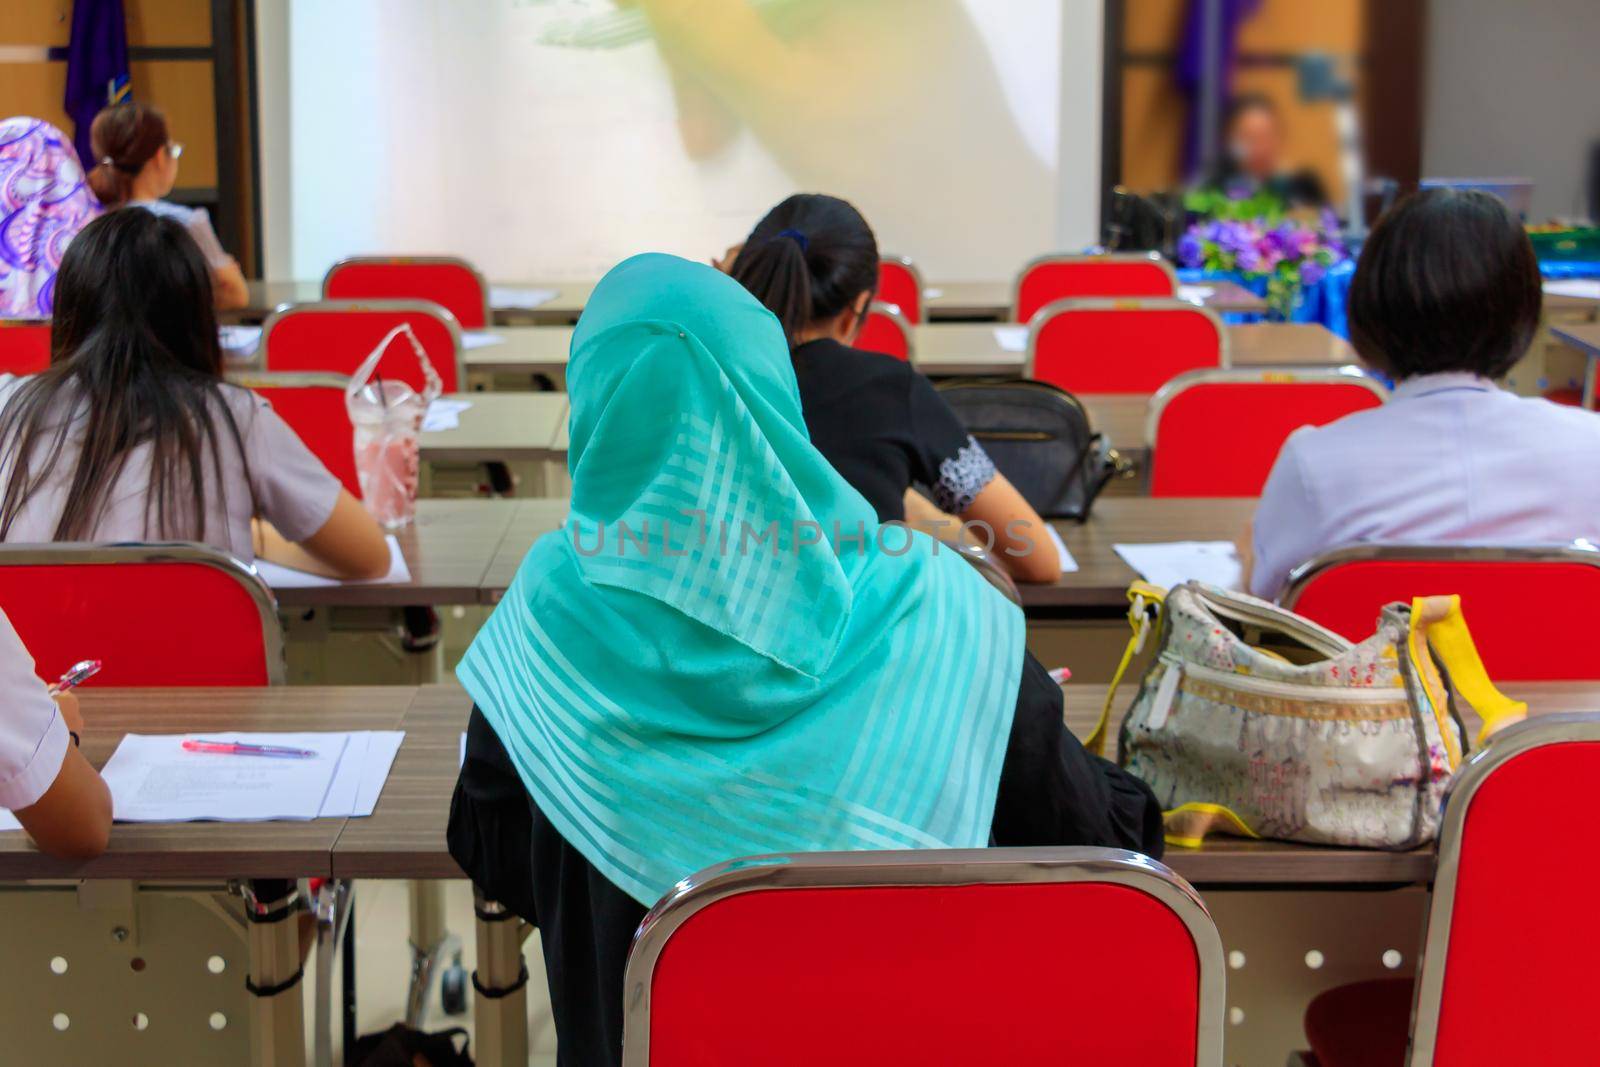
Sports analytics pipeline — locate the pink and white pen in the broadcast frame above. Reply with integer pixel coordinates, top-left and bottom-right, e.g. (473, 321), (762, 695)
(49, 658), (102, 694)
(181, 739), (317, 759)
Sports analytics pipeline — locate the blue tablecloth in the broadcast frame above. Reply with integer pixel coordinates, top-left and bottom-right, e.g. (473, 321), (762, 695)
(1540, 261), (1600, 280)
(1178, 261), (1355, 338)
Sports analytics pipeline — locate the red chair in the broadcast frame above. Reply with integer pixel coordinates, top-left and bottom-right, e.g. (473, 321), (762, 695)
(1025, 298), (1226, 395)
(262, 300), (464, 395)
(0, 543), (283, 685)
(1280, 545), (1600, 680)
(621, 848), (1224, 1066)
(1147, 368), (1387, 497)
(876, 256), (925, 325)
(323, 255), (491, 330)
(855, 302), (915, 364)
(233, 371), (361, 497)
(0, 320), (51, 375)
(1012, 252), (1177, 324)
(1299, 714), (1600, 1066)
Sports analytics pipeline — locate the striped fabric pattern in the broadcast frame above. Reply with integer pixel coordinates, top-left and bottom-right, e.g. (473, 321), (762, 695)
(457, 254), (1025, 906)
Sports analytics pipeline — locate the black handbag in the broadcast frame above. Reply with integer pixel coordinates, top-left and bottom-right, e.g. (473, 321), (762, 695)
(937, 379), (1125, 521)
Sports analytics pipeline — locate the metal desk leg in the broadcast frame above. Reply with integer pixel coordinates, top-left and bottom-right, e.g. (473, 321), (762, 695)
(241, 879), (308, 1067)
(472, 892), (531, 1067)
(1584, 353), (1598, 410)
(405, 880), (457, 1025)
(312, 880), (354, 1067)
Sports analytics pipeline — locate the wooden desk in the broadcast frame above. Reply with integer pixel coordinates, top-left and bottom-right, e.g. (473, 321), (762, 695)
(227, 280), (321, 324)
(462, 321), (1351, 380)
(0, 687), (411, 881)
(419, 392), (569, 463)
(1551, 323), (1600, 407)
(269, 499), (521, 609)
(479, 496), (1254, 612)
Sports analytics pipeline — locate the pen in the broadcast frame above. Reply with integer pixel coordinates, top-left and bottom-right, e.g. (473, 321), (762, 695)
(49, 658), (102, 694)
(181, 739), (318, 759)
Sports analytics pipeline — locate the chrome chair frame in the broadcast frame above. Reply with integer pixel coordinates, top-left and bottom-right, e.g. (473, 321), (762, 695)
(261, 298), (467, 397)
(620, 847), (1226, 1067)
(878, 254), (926, 322)
(863, 300), (917, 367)
(1278, 541), (1600, 609)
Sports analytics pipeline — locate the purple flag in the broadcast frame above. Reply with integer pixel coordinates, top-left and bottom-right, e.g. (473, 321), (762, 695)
(64, 0), (132, 171)
(1176, 0), (1261, 180)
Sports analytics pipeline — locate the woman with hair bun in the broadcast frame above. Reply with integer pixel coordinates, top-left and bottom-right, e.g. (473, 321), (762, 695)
(87, 101), (248, 309)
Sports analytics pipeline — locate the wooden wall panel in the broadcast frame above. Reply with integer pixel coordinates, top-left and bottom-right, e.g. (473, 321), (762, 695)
(1123, 0), (1186, 52)
(1236, 0), (1362, 53)
(0, 4), (73, 47)
(125, 0), (213, 46)
(1121, 66), (1185, 192)
(130, 59), (217, 187)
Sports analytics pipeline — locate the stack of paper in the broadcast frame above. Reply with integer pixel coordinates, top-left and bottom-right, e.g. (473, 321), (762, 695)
(96, 731), (405, 823)
(1177, 284), (1216, 305)
(253, 535), (412, 589)
(489, 286), (559, 311)
(1114, 541), (1243, 591)
(461, 330), (508, 351)
(422, 398), (474, 432)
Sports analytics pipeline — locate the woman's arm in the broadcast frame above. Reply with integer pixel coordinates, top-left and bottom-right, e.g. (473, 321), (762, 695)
(959, 474), (1061, 584)
(13, 693), (112, 861)
(211, 257), (250, 311)
(254, 491), (390, 580)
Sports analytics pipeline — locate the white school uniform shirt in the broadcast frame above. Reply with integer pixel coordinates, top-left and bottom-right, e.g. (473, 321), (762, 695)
(0, 377), (341, 562)
(0, 607), (67, 812)
(1249, 372), (1600, 600)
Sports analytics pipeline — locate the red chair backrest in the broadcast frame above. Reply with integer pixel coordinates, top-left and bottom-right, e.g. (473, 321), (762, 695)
(1014, 256), (1175, 323)
(1410, 720), (1600, 1064)
(324, 258), (490, 329)
(0, 548), (280, 685)
(263, 302), (462, 394)
(876, 259), (923, 325)
(625, 851), (1220, 1067)
(0, 321), (51, 375)
(1149, 374), (1384, 497)
(1029, 301), (1223, 394)
(1284, 555), (1600, 680)
(855, 307), (912, 363)
(252, 381), (361, 497)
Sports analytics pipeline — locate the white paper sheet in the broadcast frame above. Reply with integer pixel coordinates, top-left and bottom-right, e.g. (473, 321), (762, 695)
(352, 732), (405, 817)
(459, 732), (467, 769)
(1544, 279), (1600, 300)
(422, 398), (474, 432)
(993, 325), (1029, 353)
(922, 287), (945, 300)
(319, 732), (369, 818)
(489, 286), (558, 310)
(1114, 541), (1243, 591)
(219, 325), (262, 360)
(1045, 524), (1080, 574)
(1178, 284), (1216, 305)
(252, 535), (411, 589)
(101, 732), (349, 822)
(0, 809), (19, 832)
(461, 330), (508, 350)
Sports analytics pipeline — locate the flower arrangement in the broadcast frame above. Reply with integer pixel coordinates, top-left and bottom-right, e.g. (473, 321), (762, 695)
(1178, 187), (1349, 319)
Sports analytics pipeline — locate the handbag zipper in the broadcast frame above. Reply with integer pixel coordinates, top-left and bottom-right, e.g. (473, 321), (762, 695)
(1173, 658), (1407, 703)
(1188, 589), (1352, 659)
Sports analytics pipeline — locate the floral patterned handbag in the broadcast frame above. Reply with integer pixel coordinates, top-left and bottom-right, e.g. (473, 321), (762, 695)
(1088, 581), (1526, 850)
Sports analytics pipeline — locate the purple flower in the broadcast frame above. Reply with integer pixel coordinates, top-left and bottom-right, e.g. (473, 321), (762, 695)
(1176, 233), (1204, 268)
(1300, 259), (1326, 287)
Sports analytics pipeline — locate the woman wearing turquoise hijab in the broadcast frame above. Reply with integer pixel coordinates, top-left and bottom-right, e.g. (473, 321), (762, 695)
(449, 254), (1160, 1066)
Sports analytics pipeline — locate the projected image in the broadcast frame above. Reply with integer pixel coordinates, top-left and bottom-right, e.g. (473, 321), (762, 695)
(289, 0), (1068, 281)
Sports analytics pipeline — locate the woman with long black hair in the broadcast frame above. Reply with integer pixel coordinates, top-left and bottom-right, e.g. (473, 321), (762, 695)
(0, 208), (389, 579)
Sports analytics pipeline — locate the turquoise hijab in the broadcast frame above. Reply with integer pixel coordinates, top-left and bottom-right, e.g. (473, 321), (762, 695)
(458, 254), (1025, 905)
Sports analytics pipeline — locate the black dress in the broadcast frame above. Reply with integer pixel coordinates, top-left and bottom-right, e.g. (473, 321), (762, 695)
(792, 338), (996, 522)
(448, 652), (1163, 1067)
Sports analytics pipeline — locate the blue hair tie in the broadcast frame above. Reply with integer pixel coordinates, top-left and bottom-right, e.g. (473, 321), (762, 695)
(777, 228), (809, 252)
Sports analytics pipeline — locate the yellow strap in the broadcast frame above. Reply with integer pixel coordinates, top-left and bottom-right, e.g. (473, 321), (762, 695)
(1412, 595), (1527, 746)
(1163, 802), (1259, 849)
(1088, 581), (1166, 757)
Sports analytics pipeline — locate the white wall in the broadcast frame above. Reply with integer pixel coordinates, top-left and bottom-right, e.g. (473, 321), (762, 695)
(1423, 0), (1600, 221)
(256, 0), (1103, 282)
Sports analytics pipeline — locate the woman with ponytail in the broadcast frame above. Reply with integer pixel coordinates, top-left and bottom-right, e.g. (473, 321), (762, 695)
(87, 102), (248, 310)
(729, 194), (1061, 583)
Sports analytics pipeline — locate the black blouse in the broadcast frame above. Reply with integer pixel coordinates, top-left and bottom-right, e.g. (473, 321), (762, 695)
(448, 652), (1162, 1067)
(793, 338), (996, 521)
